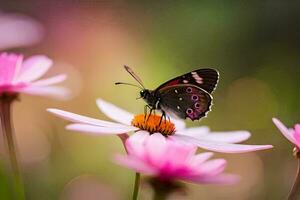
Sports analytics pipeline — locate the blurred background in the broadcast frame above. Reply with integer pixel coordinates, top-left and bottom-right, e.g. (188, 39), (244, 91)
(0, 0), (300, 199)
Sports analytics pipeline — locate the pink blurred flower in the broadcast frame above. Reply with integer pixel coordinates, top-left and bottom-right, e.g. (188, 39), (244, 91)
(48, 99), (273, 153)
(115, 132), (239, 185)
(0, 53), (69, 99)
(273, 118), (300, 149)
(0, 12), (43, 50)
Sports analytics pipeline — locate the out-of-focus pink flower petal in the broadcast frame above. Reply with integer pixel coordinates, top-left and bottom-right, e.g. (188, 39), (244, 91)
(66, 123), (138, 135)
(0, 13), (43, 50)
(198, 159), (227, 175)
(176, 126), (210, 137)
(32, 74), (67, 86)
(96, 99), (134, 125)
(163, 141), (197, 168)
(294, 124), (300, 144)
(19, 85), (70, 100)
(47, 108), (127, 127)
(187, 174), (240, 185)
(272, 118), (296, 145)
(145, 133), (167, 165)
(126, 131), (150, 156)
(17, 55), (52, 82)
(189, 152), (214, 166)
(114, 155), (156, 175)
(295, 125), (300, 134)
(199, 131), (251, 144)
(172, 134), (273, 153)
(0, 53), (22, 84)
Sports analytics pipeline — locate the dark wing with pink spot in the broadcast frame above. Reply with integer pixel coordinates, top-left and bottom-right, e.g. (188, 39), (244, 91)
(156, 68), (219, 94)
(158, 84), (212, 121)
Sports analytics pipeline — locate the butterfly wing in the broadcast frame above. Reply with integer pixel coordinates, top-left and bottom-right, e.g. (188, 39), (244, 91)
(158, 84), (213, 121)
(156, 68), (219, 94)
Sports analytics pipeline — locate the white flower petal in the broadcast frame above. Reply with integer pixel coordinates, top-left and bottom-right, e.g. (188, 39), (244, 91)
(176, 126), (210, 137)
(96, 99), (134, 125)
(66, 123), (138, 135)
(173, 134), (273, 153)
(47, 108), (128, 128)
(170, 117), (186, 130)
(199, 131), (251, 144)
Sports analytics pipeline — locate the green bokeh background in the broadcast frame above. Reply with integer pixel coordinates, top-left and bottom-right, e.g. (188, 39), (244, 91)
(0, 1), (300, 199)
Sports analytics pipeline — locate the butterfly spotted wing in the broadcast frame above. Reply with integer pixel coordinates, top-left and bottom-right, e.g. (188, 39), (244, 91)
(158, 84), (213, 121)
(156, 68), (219, 94)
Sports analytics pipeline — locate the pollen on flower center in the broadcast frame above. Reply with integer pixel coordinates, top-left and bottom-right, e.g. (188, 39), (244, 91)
(131, 114), (175, 136)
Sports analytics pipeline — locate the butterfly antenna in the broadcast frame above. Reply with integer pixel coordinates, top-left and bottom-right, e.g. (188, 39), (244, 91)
(123, 65), (145, 88)
(115, 82), (143, 90)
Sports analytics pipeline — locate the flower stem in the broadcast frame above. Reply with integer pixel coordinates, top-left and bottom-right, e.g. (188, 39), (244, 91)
(0, 94), (25, 200)
(132, 172), (140, 200)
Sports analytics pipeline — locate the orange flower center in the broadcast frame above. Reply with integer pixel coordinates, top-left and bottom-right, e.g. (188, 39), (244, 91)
(131, 114), (175, 136)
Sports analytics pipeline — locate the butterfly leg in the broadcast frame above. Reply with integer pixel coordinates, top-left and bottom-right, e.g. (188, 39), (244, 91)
(158, 110), (166, 126)
(146, 107), (154, 122)
(144, 105), (154, 122)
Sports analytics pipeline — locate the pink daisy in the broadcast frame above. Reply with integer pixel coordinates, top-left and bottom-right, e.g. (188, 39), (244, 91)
(115, 132), (239, 184)
(273, 118), (300, 149)
(48, 99), (273, 153)
(0, 12), (43, 50)
(0, 53), (69, 99)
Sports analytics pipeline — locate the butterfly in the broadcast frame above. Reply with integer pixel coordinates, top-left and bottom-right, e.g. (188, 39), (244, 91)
(116, 66), (219, 121)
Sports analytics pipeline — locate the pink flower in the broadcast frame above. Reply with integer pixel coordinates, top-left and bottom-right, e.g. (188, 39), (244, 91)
(0, 53), (69, 99)
(0, 12), (43, 50)
(48, 99), (273, 153)
(273, 118), (300, 149)
(115, 132), (239, 184)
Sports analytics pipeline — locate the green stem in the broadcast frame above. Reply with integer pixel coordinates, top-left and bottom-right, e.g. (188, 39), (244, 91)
(132, 172), (140, 200)
(0, 94), (25, 200)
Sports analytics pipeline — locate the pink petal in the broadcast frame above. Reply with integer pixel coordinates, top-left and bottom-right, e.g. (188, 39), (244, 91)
(18, 85), (70, 100)
(294, 125), (300, 144)
(0, 53), (22, 85)
(198, 159), (227, 175)
(114, 155), (156, 175)
(32, 74), (67, 86)
(189, 152), (214, 166)
(0, 12), (43, 50)
(145, 133), (167, 166)
(17, 55), (52, 82)
(163, 141), (197, 167)
(187, 174), (240, 185)
(126, 131), (150, 156)
(199, 131), (251, 144)
(173, 134), (273, 153)
(66, 123), (138, 135)
(47, 108), (127, 127)
(96, 99), (134, 125)
(272, 118), (296, 145)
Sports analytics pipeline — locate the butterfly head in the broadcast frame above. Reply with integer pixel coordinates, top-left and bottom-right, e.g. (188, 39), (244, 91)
(140, 89), (150, 99)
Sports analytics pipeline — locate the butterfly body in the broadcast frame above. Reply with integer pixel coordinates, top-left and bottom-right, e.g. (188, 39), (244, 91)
(118, 66), (219, 121)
